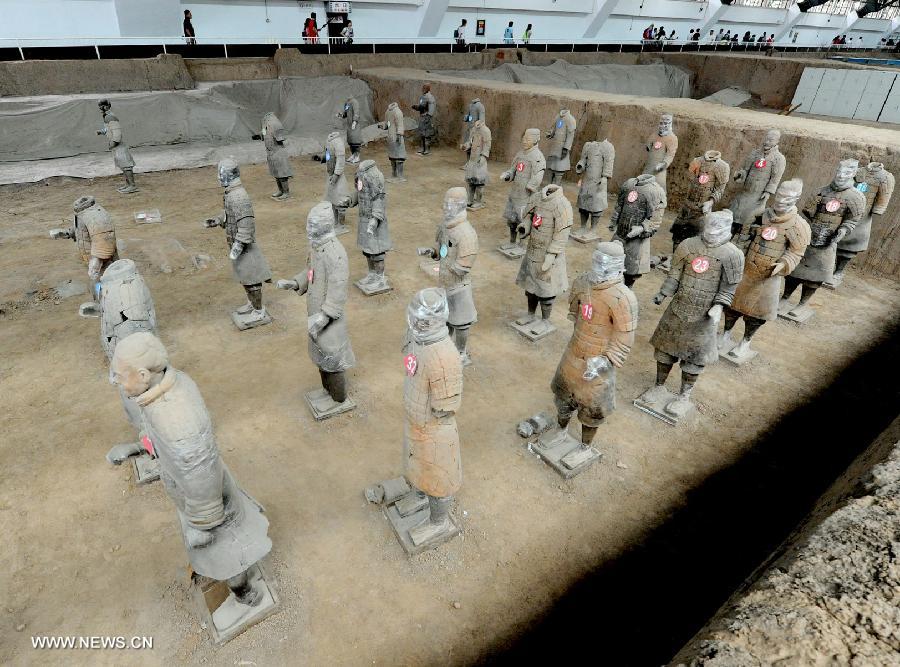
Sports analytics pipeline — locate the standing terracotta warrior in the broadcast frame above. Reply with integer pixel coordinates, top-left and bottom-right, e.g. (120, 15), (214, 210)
(729, 129), (786, 247)
(401, 288), (464, 547)
(513, 184), (573, 339)
(573, 137), (615, 242)
(277, 203), (356, 418)
(721, 179), (810, 364)
(670, 150), (730, 251)
(377, 102), (407, 182)
(643, 113), (678, 193)
(251, 112), (293, 201)
(97, 99), (138, 194)
(110, 333), (275, 638)
(545, 109), (577, 185)
(637, 211), (744, 421)
(349, 159), (392, 294)
(461, 97), (485, 151)
(417, 187), (479, 364)
(500, 128), (545, 256)
(315, 131), (352, 235)
(538, 242), (638, 474)
(203, 159), (273, 330)
(336, 96), (363, 164)
(610, 174), (667, 287)
(411, 84), (437, 156)
(830, 160), (894, 288)
(462, 119), (491, 210)
(781, 159), (865, 321)
(49, 195), (118, 317)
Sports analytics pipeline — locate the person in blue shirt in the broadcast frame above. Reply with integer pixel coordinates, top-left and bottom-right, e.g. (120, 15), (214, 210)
(504, 21), (514, 44)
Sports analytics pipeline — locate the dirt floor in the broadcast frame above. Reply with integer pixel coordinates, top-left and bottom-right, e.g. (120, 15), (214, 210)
(1, 143), (899, 666)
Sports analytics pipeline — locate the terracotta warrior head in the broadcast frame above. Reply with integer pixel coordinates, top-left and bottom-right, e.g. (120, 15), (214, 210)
(443, 187), (468, 224)
(422, 84), (431, 94)
(387, 101), (400, 113)
(217, 158), (240, 188)
(522, 128), (541, 150)
(658, 114), (673, 136)
(74, 195), (96, 214)
(762, 129), (781, 154)
(327, 130), (341, 143)
(701, 210), (733, 246)
(110, 331), (168, 398)
(98, 98), (111, 115)
(590, 241), (626, 284)
(833, 159), (858, 190)
(407, 288), (449, 344)
(703, 150), (721, 162)
(307, 202), (336, 247)
(473, 119), (484, 130)
(773, 178), (803, 214)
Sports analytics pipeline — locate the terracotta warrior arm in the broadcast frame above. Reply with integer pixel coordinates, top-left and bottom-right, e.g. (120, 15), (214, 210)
(713, 250), (745, 307)
(711, 163), (730, 203)
(370, 191), (386, 222)
(481, 128), (492, 159)
(172, 446), (226, 531)
(601, 144), (615, 178)
(606, 289), (639, 368)
(321, 252), (349, 319)
(665, 135), (678, 167)
(526, 158), (546, 193)
(660, 242), (689, 297)
(575, 145), (588, 174)
(233, 214), (256, 245)
(428, 359), (463, 415)
(290, 256), (311, 296)
(780, 219), (812, 275)
(562, 125), (575, 152)
(546, 213), (573, 256)
(765, 153), (786, 196)
(874, 172), (895, 215)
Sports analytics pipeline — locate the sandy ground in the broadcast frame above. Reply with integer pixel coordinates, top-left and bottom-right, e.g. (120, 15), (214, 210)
(1, 143), (899, 666)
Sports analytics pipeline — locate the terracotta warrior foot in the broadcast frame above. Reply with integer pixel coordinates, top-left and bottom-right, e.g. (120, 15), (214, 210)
(638, 384), (670, 405)
(529, 318), (554, 336)
(718, 328), (735, 351)
(728, 337), (752, 359)
(79, 301), (101, 318)
(515, 312), (537, 326)
(212, 572), (265, 631)
(664, 372), (697, 418)
(409, 496), (453, 547)
(235, 301), (254, 315)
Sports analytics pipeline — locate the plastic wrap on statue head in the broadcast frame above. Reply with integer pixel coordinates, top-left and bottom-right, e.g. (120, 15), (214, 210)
(773, 178), (803, 214)
(443, 187), (468, 223)
(522, 128), (541, 150)
(110, 331), (169, 397)
(327, 130), (341, 144)
(834, 159), (859, 189)
(636, 173), (656, 186)
(701, 210), (733, 246)
(407, 287), (450, 344)
(387, 101), (400, 112)
(703, 149), (722, 162)
(591, 241), (626, 284)
(263, 111), (276, 124)
(100, 257), (139, 286)
(658, 113), (673, 136)
(73, 195), (96, 213)
(559, 108), (569, 117)
(307, 202), (336, 247)
(217, 158), (240, 188)
(473, 119), (484, 130)
(867, 161), (885, 174)
(763, 129), (781, 152)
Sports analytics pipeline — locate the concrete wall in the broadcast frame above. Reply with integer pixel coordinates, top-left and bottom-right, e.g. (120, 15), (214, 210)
(184, 57), (278, 82)
(357, 67), (900, 280)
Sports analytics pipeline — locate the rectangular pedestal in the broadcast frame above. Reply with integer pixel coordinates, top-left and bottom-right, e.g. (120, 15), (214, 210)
(508, 319), (556, 342)
(497, 244), (525, 260)
(722, 347), (758, 367)
(633, 388), (683, 426)
(778, 303), (814, 324)
(132, 453), (160, 485)
(231, 310), (272, 331)
(419, 258), (440, 279)
(192, 563), (279, 646)
(383, 502), (461, 556)
(354, 278), (392, 296)
(304, 388), (356, 421)
(569, 229), (601, 244)
(532, 431), (601, 479)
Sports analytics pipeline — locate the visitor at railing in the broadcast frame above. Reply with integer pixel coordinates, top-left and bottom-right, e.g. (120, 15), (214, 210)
(504, 22), (514, 45)
(183, 9), (196, 46)
(522, 24), (532, 44)
(341, 21), (354, 45)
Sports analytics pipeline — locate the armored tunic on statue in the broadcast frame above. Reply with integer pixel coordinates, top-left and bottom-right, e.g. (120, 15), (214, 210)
(339, 98), (362, 147)
(551, 276), (638, 423)
(292, 238), (356, 373)
(464, 124), (491, 186)
(731, 208), (810, 321)
(353, 161), (392, 255)
(671, 154), (730, 243)
(103, 112), (135, 170)
(729, 147), (785, 233)
(263, 115), (293, 179)
(384, 104), (406, 160)
(575, 140), (614, 214)
(402, 336), (464, 498)
(612, 175), (665, 275)
(325, 134), (350, 208)
(516, 185), (572, 298)
(437, 217), (478, 326)
(74, 201), (118, 265)
(218, 184), (272, 285)
(135, 369), (272, 581)
(99, 260), (157, 360)
(462, 98), (485, 144)
(546, 112), (576, 172)
(791, 185), (865, 284)
(839, 165), (895, 253)
(416, 91), (437, 140)
(650, 236), (744, 366)
(503, 145), (546, 224)
(643, 132), (678, 190)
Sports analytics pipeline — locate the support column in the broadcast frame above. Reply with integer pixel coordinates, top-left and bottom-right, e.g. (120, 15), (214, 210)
(773, 4), (803, 43)
(696, 0), (732, 35)
(417, 0), (450, 38)
(582, 0), (619, 39)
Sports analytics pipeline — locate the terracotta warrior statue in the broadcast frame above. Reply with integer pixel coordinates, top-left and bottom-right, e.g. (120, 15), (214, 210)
(573, 137), (615, 241)
(251, 112), (293, 201)
(830, 160), (894, 288)
(729, 129), (786, 248)
(49, 195), (118, 317)
(401, 288), (464, 547)
(97, 99), (138, 194)
(461, 97), (485, 153)
(277, 202), (356, 412)
(546, 241), (638, 453)
(643, 113), (678, 193)
(110, 332), (273, 634)
(545, 109), (577, 186)
(348, 159), (392, 294)
(721, 179), (810, 362)
(313, 131), (352, 235)
(514, 184), (573, 337)
(411, 84), (437, 156)
(638, 210), (744, 419)
(417, 187), (479, 365)
(500, 128), (546, 252)
(781, 159), (865, 320)
(610, 173), (667, 288)
(336, 96), (363, 164)
(377, 102), (407, 182)
(203, 159), (273, 330)
(462, 119), (491, 210)
(670, 150), (730, 251)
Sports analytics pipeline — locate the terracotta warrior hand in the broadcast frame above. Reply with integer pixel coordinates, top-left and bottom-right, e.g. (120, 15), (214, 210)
(707, 304), (723, 323)
(626, 225), (643, 239)
(541, 253), (556, 273)
(416, 246), (436, 258)
(229, 241), (244, 260)
(771, 262), (786, 276)
(366, 218), (377, 235)
(203, 217), (220, 228)
(307, 311), (329, 337)
(501, 170), (512, 181)
(582, 355), (611, 380)
(654, 162), (666, 173)
(653, 292), (667, 305)
(701, 199), (713, 214)
(276, 279), (299, 290)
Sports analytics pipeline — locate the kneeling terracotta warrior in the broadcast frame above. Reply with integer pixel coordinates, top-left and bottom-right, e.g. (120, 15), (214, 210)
(203, 159), (273, 329)
(349, 159), (392, 293)
(670, 150), (730, 251)
(402, 288), (464, 546)
(639, 211), (744, 418)
(721, 179), (810, 362)
(462, 119), (491, 210)
(314, 132), (351, 235)
(418, 187), (479, 364)
(111, 332), (273, 634)
(97, 99), (138, 194)
(574, 137), (615, 239)
(252, 112), (293, 201)
(548, 242), (638, 451)
(277, 203), (356, 411)
(781, 159), (865, 320)
(377, 102), (407, 182)
(500, 128), (545, 251)
(610, 173), (666, 288)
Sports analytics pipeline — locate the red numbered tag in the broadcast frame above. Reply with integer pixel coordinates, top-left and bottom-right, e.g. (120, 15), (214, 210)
(761, 227), (777, 241)
(825, 199), (841, 213)
(532, 215), (543, 228)
(581, 303), (594, 321)
(141, 435), (155, 457)
(754, 158), (767, 169)
(627, 190), (638, 203)
(698, 173), (710, 185)
(356, 179), (363, 192)
(516, 162), (525, 173)
(653, 141), (663, 150)
(307, 268), (314, 283)
(404, 353), (418, 376)
(691, 257), (710, 274)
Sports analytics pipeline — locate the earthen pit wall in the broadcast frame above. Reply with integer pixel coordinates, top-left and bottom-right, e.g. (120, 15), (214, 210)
(359, 67), (900, 281)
